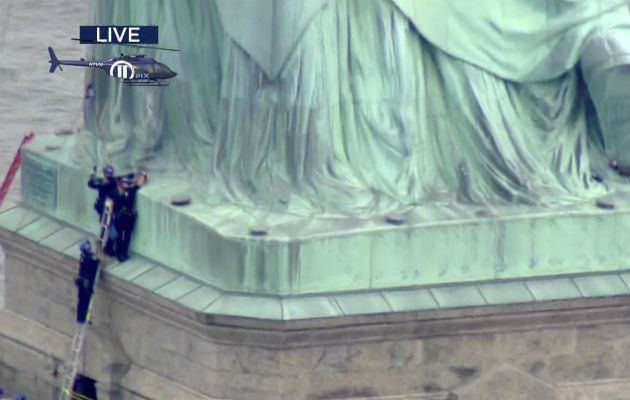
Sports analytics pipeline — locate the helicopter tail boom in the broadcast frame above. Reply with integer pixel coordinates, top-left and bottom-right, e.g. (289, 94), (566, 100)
(48, 47), (61, 73)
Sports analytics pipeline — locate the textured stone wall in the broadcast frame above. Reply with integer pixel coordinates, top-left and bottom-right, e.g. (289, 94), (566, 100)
(0, 232), (628, 400)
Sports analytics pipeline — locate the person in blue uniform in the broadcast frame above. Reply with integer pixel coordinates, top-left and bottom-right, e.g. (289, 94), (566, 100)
(87, 164), (117, 221)
(112, 171), (147, 262)
(72, 374), (97, 400)
(75, 240), (99, 324)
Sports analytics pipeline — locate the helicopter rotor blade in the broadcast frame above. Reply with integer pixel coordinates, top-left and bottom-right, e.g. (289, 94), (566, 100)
(71, 38), (179, 52)
(129, 44), (180, 52)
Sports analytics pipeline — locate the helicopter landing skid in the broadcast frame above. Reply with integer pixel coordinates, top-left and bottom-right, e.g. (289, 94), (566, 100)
(123, 79), (168, 87)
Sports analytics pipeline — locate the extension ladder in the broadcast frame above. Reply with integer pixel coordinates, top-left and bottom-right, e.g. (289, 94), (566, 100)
(58, 199), (113, 400)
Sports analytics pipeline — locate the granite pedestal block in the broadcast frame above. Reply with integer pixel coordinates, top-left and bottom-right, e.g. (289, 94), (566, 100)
(0, 228), (628, 400)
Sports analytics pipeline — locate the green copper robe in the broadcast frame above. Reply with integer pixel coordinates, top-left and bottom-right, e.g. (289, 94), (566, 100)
(78, 0), (629, 216)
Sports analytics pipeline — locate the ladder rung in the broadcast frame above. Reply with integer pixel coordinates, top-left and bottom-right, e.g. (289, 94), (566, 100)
(71, 338), (83, 352)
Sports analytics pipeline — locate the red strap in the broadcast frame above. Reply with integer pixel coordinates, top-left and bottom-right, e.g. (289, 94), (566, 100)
(0, 133), (35, 207)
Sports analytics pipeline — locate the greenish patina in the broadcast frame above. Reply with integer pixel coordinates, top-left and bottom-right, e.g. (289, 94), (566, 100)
(1, 205), (629, 319)
(16, 140), (630, 296)
(14, 1), (630, 310)
(0, 207), (630, 321)
(70, 0), (630, 215)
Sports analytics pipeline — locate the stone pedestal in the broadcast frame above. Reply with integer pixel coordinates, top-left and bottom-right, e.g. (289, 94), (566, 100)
(1, 136), (628, 399)
(0, 228), (628, 400)
(19, 137), (630, 300)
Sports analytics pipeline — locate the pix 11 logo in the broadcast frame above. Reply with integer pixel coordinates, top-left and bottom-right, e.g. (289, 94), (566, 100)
(110, 60), (135, 79)
(78, 25), (158, 44)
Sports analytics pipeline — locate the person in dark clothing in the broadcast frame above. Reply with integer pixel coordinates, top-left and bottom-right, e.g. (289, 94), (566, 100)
(112, 171), (147, 262)
(75, 239), (100, 324)
(103, 226), (118, 259)
(72, 374), (98, 400)
(87, 164), (117, 221)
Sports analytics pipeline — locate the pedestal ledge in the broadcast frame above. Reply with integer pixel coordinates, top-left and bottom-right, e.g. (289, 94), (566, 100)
(0, 211), (629, 324)
(16, 137), (630, 297)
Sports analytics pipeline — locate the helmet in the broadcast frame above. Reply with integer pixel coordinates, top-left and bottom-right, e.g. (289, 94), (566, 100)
(79, 239), (92, 256)
(103, 164), (114, 178)
(121, 174), (134, 183)
(120, 175), (134, 189)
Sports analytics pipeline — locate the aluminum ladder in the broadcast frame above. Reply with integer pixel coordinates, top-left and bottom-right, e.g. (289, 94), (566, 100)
(58, 199), (113, 400)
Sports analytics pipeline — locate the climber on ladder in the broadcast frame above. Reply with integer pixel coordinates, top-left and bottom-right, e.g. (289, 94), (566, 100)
(75, 240), (99, 324)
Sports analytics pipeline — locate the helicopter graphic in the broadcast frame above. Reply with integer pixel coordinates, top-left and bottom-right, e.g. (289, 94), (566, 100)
(48, 39), (179, 86)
